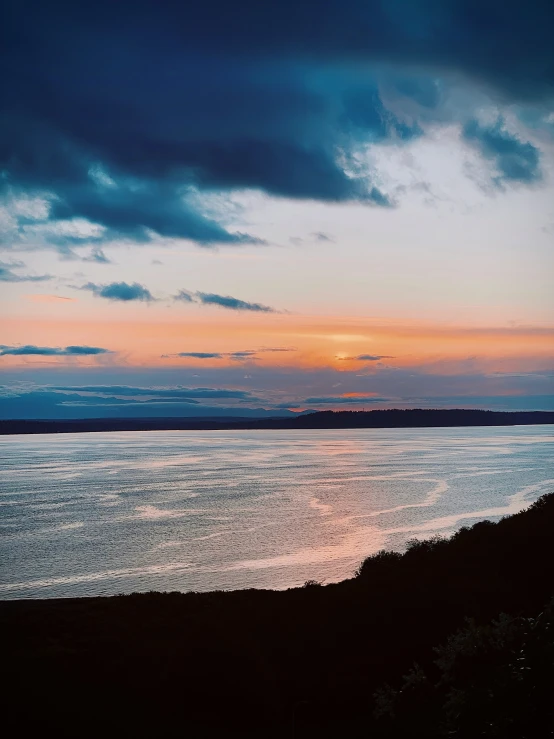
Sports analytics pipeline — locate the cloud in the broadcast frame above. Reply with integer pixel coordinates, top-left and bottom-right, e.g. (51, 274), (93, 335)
(75, 282), (284, 313)
(196, 292), (277, 312)
(0, 345), (111, 356)
(49, 385), (255, 400)
(311, 232), (335, 243)
(169, 347), (296, 360)
(0, 384), (308, 420)
(1, 0), (552, 259)
(463, 118), (542, 184)
(82, 247), (111, 264)
(173, 290), (280, 312)
(258, 347), (297, 352)
(338, 354), (395, 361)
(175, 352), (225, 359)
(81, 281), (155, 302)
(9, 1), (554, 250)
(173, 290), (195, 303)
(0, 261), (51, 282)
(226, 351), (258, 360)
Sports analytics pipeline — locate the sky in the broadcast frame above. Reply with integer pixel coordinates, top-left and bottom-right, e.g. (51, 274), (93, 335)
(1, 0), (553, 419)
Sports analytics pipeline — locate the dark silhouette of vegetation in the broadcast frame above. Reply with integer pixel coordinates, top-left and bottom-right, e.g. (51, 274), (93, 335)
(1, 408), (553, 434)
(2, 494), (554, 737)
(373, 599), (554, 737)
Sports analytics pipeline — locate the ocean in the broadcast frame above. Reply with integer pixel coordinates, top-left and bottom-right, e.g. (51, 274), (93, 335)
(1, 425), (553, 599)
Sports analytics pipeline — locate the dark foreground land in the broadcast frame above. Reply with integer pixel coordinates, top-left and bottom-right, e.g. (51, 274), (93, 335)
(2, 408), (554, 434)
(3, 495), (554, 737)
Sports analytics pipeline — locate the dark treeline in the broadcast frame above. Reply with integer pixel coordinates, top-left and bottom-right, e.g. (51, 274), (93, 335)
(2, 494), (554, 737)
(2, 408), (554, 434)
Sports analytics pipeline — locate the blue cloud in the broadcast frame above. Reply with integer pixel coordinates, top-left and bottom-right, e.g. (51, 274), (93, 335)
(196, 293), (277, 313)
(342, 82), (423, 143)
(0, 386), (304, 420)
(463, 118), (542, 184)
(0, 261), (51, 282)
(82, 281), (155, 302)
(172, 347), (295, 360)
(82, 247), (111, 264)
(2, 0), (553, 250)
(0, 345), (111, 356)
(49, 385), (254, 400)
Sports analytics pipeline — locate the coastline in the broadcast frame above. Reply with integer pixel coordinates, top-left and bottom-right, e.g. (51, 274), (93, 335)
(1, 408), (554, 435)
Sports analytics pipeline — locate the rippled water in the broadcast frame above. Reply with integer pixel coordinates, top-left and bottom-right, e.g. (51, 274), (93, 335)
(1, 426), (553, 599)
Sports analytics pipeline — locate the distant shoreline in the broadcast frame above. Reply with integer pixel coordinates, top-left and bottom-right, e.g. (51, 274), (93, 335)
(1, 408), (553, 435)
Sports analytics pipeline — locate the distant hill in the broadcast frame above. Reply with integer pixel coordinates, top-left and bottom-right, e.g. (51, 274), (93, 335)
(250, 408), (554, 429)
(1, 408), (553, 434)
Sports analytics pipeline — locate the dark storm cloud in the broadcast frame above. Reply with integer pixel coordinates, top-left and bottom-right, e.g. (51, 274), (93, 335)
(0, 345), (111, 356)
(463, 118), (542, 184)
(5, 1), (552, 249)
(196, 293), (277, 313)
(81, 281), (155, 302)
(0, 261), (51, 282)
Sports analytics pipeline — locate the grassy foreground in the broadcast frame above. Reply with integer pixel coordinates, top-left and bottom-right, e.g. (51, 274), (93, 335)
(2, 494), (554, 737)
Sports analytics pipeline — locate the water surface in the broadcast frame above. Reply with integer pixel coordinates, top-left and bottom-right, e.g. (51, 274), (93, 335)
(1, 426), (553, 599)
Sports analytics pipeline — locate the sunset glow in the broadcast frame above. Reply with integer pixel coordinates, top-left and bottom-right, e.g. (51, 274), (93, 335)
(1, 0), (553, 418)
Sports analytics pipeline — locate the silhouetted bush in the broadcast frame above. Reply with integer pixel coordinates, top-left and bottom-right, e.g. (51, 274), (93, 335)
(356, 549), (402, 577)
(373, 598), (554, 737)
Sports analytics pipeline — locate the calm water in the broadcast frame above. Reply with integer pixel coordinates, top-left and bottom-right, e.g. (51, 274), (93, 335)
(1, 426), (553, 599)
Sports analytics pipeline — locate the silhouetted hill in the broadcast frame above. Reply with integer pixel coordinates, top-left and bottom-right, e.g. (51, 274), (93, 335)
(1, 408), (553, 434)
(252, 408), (554, 429)
(2, 494), (553, 737)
